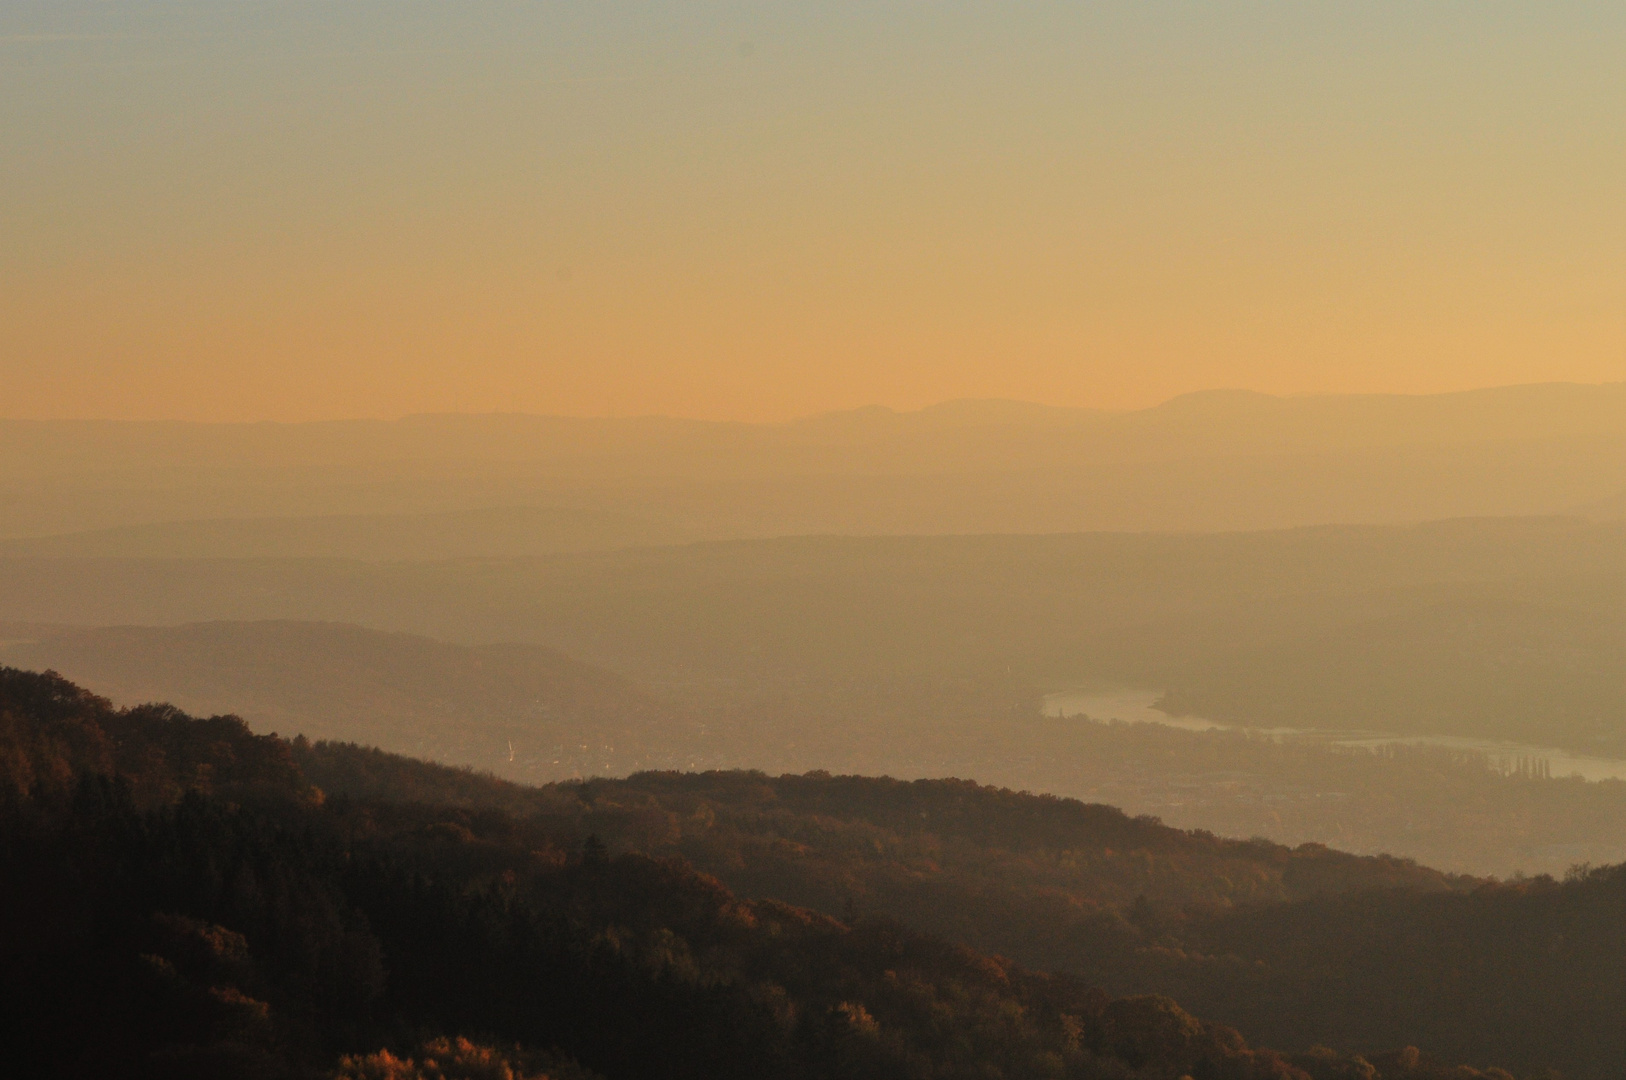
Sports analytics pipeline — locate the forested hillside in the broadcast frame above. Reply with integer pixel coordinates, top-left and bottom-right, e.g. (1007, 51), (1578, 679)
(10, 619), (1626, 876)
(3, 667), (1427, 1080)
(5, 667), (1618, 1078)
(13, 1), (1620, 1076)
(302, 749), (1626, 1079)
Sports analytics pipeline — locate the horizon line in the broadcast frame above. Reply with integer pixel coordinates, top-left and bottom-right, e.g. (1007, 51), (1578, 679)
(1, 379), (1622, 428)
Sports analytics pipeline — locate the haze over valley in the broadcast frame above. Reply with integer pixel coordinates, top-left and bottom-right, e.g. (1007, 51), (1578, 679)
(5, 384), (1626, 543)
(6, 3), (1626, 1076)
(3, 398), (1624, 879)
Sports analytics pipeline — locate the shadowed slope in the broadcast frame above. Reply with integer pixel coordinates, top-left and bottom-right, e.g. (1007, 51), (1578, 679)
(1, 620), (699, 781)
(2, 666), (1408, 1080)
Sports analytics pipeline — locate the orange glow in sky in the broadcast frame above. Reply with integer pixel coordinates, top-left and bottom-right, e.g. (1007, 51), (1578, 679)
(2, 2), (1623, 421)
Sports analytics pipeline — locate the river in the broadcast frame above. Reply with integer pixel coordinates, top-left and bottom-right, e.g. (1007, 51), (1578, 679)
(1041, 688), (1626, 783)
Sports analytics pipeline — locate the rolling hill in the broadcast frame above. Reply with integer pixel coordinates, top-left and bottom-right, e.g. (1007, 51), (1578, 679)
(0, 505), (690, 560)
(10, 615), (1626, 878)
(3, 667), (1614, 1078)
(3, 666), (1498, 1080)
(1, 517), (1620, 752)
(0, 620), (700, 782)
(1158, 596), (1626, 748)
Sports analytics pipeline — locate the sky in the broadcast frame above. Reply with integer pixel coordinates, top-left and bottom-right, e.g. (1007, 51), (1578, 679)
(2, 1), (1624, 422)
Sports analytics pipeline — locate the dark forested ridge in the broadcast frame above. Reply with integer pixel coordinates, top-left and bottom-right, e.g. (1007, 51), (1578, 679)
(0, 668), (1609, 1079)
(304, 756), (1626, 1078)
(0, 669), (1326, 1080)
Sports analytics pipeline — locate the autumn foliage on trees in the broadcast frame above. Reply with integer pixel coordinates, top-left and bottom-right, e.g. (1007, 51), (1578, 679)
(332, 1037), (602, 1080)
(0, 668), (1602, 1079)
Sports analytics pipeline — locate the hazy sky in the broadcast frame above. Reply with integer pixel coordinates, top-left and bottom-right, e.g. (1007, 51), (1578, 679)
(3, 2), (1623, 421)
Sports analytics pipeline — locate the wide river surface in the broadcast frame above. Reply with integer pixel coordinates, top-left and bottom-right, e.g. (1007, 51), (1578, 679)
(1041, 688), (1626, 783)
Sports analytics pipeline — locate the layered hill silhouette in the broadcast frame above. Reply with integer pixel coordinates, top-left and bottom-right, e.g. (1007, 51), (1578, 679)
(2, 666), (1520, 1080)
(2, 517), (1621, 753)
(8, 668), (1625, 1077)
(0, 620), (698, 782)
(1573, 488), (1626, 519)
(0, 506), (690, 560)
(9, 616), (1626, 878)
(5, 383), (1626, 544)
(1158, 595), (1626, 746)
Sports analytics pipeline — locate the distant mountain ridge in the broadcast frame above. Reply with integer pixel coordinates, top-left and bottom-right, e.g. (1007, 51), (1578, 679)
(5, 382), (1624, 472)
(0, 505), (689, 560)
(1572, 488), (1626, 519)
(5, 382), (1626, 542)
